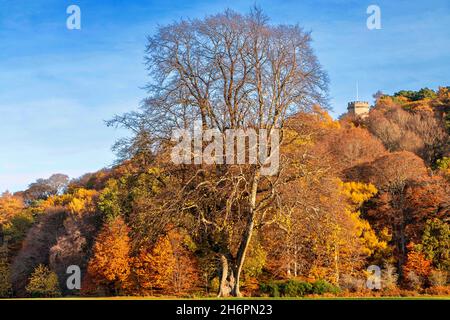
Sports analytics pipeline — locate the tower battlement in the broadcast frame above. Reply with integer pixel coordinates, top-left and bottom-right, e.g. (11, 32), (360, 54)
(347, 101), (370, 118)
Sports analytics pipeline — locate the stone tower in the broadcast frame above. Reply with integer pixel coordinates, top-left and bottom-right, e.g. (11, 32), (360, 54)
(347, 101), (370, 118)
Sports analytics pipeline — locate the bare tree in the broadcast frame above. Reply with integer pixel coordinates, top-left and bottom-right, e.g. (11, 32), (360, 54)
(368, 102), (449, 165)
(109, 8), (328, 296)
(23, 174), (69, 204)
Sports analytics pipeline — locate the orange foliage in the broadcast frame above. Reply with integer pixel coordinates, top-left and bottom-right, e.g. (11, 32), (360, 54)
(132, 230), (200, 295)
(133, 235), (176, 294)
(87, 217), (131, 294)
(170, 230), (200, 294)
(403, 243), (432, 278)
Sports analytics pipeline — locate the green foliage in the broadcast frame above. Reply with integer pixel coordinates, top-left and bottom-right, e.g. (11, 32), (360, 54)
(98, 169), (165, 222)
(98, 179), (122, 220)
(129, 168), (164, 201)
(281, 280), (313, 296)
(259, 281), (280, 297)
(25, 264), (61, 298)
(417, 218), (450, 271)
(4, 210), (34, 244)
(259, 279), (339, 297)
(418, 88), (438, 100)
(243, 238), (267, 278)
(394, 88), (437, 101)
(311, 279), (340, 295)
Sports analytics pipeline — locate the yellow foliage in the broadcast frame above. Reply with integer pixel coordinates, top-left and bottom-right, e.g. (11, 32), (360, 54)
(43, 188), (98, 215)
(68, 189), (97, 214)
(338, 180), (387, 256)
(317, 179), (388, 281)
(283, 129), (313, 147)
(68, 198), (85, 214)
(312, 105), (341, 130)
(339, 181), (378, 208)
(347, 210), (387, 256)
(0, 192), (24, 226)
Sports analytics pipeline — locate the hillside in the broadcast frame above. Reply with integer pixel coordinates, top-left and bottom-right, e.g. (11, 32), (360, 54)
(1, 86), (449, 298)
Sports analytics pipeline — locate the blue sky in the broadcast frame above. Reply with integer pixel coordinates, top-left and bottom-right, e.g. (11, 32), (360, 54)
(0, 0), (449, 192)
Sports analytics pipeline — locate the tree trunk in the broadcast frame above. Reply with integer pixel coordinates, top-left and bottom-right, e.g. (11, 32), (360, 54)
(334, 244), (340, 285)
(294, 244), (298, 277)
(236, 171), (261, 296)
(218, 171), (261, 297)
(233, 217), (255, 297)
(218, 254), (236, 297)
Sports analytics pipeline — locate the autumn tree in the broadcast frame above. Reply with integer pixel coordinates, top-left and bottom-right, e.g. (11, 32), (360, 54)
(98, 179), (122, 220)
(0, 192), (26, 257)
(25, 264), (60, 298)
(132, 229), (200, 295)
(43, 188), (98, 215)
(417, 218), (450, 272)
(348, 151), (448, 274)
(435, 86), (450, 132)
(319, 125), (386, 173)
(339, 181), (389, 257)
(87, 216), (131, 295)
(169, 230), (201, 294)
(259, 112), (386, 284)
(66, 188), (98, 215)
(317, 180), (386, 284)
(403, 243), (432, 288)
(0, 191), (24, 226)
(108, 8), (328, 296)
(262, 168), (385, 285)
(133, 235), (176, 295)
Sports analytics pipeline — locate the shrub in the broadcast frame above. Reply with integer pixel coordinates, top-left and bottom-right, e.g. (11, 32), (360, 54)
(312, 280), (340, 295)
(381, 263), (398, 291)
(260, 279), (339, 297)
(280, 280), (313, 297)
(429, 270), (448, 287)
(259, 281), (280, 297)
(405, 271), (423, 291)
(425, 285), (450, 295)
(339, 274), (366, 292)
